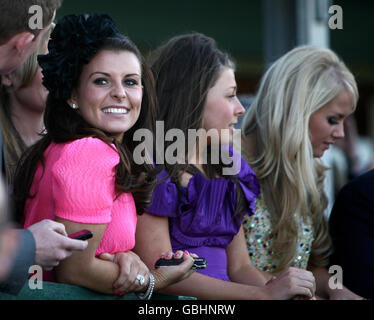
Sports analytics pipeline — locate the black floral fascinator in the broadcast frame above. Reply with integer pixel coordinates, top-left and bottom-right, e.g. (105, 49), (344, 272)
(38, 13), (120, 100)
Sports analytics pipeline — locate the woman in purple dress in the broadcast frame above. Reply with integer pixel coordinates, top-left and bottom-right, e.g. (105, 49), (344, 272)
(135, 33), (316, 299)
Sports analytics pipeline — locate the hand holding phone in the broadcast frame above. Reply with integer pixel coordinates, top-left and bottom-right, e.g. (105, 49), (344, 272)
(68, 229), (93, 240)
(155, 257), (207, 270)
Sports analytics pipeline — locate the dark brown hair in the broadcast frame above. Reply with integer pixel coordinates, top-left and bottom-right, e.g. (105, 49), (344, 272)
(150, 33), (247, 216)
(151, 33), (234, 178)
(12, 33), (158, 222)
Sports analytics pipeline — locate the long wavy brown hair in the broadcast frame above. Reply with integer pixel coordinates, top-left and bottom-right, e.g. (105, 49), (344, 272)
(149, 33), (248, 217)
(12, 35), (158, 223)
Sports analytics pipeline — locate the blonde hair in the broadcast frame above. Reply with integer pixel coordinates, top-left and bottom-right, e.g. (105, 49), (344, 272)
(13, 24), (54, 88)
(241, 45), (358, 273)
(0, 24), (53, 183)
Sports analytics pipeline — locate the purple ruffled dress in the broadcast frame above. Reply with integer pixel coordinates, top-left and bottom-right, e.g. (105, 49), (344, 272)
(147, 149), (260, 281)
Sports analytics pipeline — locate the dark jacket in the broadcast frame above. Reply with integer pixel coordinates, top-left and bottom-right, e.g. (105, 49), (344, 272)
(329, 169), (374, 299)
(0, 229), (36, 295)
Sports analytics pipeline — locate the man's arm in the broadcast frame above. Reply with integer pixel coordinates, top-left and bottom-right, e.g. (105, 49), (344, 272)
(0, 229), (35, 295)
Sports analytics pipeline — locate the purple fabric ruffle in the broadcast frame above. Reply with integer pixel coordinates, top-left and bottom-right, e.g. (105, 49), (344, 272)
(146, 146), (260, 250)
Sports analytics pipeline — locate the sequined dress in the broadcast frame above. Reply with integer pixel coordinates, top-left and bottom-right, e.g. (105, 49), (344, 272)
(242, 193), (314, 274)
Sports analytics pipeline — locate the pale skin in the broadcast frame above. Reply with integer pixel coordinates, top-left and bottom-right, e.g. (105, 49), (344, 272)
(134, 67), (317, 300)
(27, 219), (88, 271)
(309, 89), (362, 299)
(0, 12), (89, 274)
(55, 49), (195, 295)
(244, 88), (363, 300)
(1, 39), (48, 147)
(0, 11), (55, 75)
(68, 50), (144, 142)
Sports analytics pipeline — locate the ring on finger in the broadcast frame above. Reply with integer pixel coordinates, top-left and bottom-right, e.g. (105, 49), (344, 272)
(136, 274), (145, 286)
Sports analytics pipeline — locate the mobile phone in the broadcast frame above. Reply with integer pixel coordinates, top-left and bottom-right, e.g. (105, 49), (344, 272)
(68, 229), (93, 240)
(154, 257), (207, 270)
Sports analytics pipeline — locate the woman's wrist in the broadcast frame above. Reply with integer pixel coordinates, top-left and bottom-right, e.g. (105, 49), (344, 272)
(136, 273), (155, 300)
(152, 269), (172, 292)
(255, 285), (272, 300)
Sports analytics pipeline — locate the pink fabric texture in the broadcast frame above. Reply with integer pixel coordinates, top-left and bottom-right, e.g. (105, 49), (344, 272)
(24, 137), (137, 259)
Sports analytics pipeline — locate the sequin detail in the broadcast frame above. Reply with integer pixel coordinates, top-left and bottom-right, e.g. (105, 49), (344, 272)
(243, 194), (314, 274)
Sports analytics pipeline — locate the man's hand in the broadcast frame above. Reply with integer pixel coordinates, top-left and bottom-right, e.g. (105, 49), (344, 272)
(28, 219), (88, 270)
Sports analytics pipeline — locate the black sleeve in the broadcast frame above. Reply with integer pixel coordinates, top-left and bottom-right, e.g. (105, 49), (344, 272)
(329, 170), (374, 299)
(0, 229), (36, 295)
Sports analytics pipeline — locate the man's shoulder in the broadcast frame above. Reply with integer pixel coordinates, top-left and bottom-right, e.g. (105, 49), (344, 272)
(341, 169), (374, 195)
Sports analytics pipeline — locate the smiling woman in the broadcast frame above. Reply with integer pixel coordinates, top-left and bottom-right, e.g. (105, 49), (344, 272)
(11, 13), (195, 298)
(68, 50), (143, 141)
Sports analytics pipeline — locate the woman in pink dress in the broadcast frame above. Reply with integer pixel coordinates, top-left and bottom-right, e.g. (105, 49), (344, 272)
(12, 13), (194, 298)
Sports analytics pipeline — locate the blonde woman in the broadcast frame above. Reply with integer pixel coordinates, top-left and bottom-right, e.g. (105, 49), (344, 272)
(239, 46), (363, 299)
(0, 24), (53, 183)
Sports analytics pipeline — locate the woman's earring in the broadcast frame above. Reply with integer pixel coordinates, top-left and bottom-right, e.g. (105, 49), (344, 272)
(71, 103), (78, 109)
